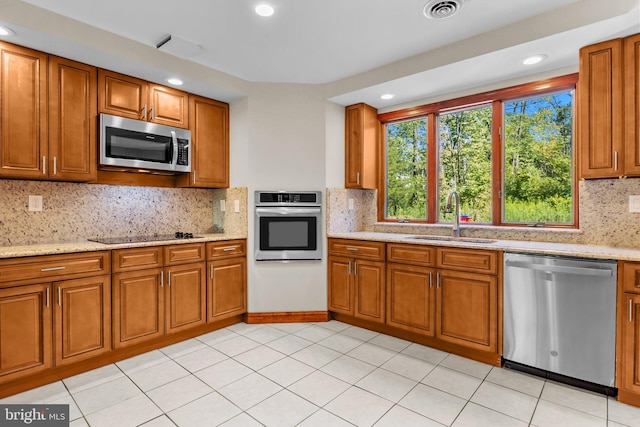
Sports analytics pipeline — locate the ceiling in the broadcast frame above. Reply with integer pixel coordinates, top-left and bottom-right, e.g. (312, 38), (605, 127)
(2, 0), (640, 108)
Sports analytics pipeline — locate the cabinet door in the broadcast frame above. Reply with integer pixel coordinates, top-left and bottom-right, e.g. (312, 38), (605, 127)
(0, 284), (52, 381)
(578, 38), (624, 178)
(0, 42), (47, 179)
(98, 69), (147, 120)
(345, 103), (378, 189)
(112, 268), (164, 348)
(620, 293), (640, 396)
(179, 95), (229, 188)
(387, 263), (435, 336)
(624, 34), (640, 176)
(208, 258), (247, 321)
(435, 270), (497, 352)
(149, 84), (188, 128)
(165, 263), (206, 333)
(354, 260), (385, 324)
(49, 56), (97, 182)
(54, 276), (111, 365)
(328, 256), (354, 315)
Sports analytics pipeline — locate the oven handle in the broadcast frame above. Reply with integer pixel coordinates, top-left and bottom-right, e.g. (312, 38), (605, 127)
(170, 131), (178, 170)
(256, 207), (321, 215)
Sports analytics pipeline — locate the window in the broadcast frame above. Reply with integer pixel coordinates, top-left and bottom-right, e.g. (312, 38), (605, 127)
(381, 74), (578, 227)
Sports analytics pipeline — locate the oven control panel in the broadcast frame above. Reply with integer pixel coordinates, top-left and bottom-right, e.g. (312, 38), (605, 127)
(256, 191), (322, 205)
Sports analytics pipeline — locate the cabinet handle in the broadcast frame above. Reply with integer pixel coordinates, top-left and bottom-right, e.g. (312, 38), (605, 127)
(429, 272), (433, 288)
(160, 271), (164, 287)
(630, 298), (634, 323)
(614, 151), (619, 171)
(168, 271), (171, 287)
(150, 106), (155, 121)
(223, 247), (237, 252)
(46, 288), (50, 308)
(357, 172), (360, 185)
(346, 247), (358, 251)
(436, 272), (441, 288)
(53, 157), (57, 175)
(142, 104), (147, 120)
(210, 264), (214, 280)
(57, 287), (61, 306)
(193, 170), (197, 183)
(353, 260), (357, 276)
(42, 156), (46, 174)
(41, 266), (65, 272)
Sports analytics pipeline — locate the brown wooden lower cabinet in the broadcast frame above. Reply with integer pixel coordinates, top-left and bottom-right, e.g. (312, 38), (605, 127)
(0, 284), (52, 381)
(619, 292), (640, 405)
(55, 275), (111, 365)
(435, 269), (497, 353)
(208, 257), (247, 321)
(386, 263), (435, 336)
(165, 263), (206, 333)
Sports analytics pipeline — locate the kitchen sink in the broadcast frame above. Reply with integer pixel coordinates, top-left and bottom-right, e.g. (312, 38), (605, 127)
(409, 235), (497, 244)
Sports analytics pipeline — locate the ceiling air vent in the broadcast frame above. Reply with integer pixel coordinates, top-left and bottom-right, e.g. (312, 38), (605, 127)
(423, 0), (466, 20)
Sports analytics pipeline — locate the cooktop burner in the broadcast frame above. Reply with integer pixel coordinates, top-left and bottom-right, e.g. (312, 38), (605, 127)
(88, 232), (201, 245)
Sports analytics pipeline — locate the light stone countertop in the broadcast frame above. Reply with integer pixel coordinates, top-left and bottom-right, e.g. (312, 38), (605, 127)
(329, 232), (640, 262)
(0, 233), (247, 259)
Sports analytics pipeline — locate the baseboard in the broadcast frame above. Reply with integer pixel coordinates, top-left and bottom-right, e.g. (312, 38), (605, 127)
(244, 311), (330, 324)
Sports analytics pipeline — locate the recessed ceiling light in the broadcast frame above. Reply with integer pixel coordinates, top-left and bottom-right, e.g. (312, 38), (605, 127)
(166, 78), (184, 86)
(0, 26), (15, 36)
(523, 54), (547, 65)
(380, 94), (396, 100)
(255, 3), (275, 17)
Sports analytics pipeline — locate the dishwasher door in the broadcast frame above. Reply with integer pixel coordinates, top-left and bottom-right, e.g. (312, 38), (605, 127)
(503, 253), (617, 388)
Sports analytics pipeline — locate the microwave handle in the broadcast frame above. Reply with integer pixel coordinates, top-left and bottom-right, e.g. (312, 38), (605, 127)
(170, 131), (178, 170)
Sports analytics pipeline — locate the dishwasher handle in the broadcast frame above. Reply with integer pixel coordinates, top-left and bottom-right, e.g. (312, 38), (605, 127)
(505, 260), (613, 277)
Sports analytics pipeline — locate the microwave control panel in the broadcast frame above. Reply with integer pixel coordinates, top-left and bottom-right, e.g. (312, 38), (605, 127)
(177, 139), (189, 166)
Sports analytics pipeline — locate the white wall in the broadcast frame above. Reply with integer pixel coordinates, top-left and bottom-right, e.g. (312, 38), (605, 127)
(235, 83), (334, 313)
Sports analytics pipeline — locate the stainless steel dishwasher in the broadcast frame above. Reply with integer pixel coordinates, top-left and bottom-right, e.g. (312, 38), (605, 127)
(503, 252), (617, 394)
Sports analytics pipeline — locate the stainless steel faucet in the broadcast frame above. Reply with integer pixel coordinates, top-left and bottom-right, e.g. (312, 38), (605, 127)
(444, 190), (461, 237)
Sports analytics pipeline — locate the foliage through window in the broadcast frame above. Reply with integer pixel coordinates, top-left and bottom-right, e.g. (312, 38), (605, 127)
(382, 75), (576, 227)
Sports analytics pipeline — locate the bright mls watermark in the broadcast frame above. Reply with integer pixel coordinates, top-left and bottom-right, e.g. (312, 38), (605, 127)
(0, 405), (69, 426)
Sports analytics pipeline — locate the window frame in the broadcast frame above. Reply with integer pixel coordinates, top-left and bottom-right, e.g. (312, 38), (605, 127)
(378, 73), (579, 228)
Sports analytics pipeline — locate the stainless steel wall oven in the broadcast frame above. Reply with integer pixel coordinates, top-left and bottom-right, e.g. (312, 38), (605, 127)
(255, 191), (322, 261)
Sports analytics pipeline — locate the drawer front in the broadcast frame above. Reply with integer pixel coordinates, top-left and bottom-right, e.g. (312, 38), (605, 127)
(164, 243), (205, 265)
(112, 247), (163, 272)
(0, 252), (110, 285)
(387, 244), (435, 266)
(328, 239), (385, 261)
(436, 248), (498, 274)
(207, 240), (247, 260)
(622, 262), (640, 294)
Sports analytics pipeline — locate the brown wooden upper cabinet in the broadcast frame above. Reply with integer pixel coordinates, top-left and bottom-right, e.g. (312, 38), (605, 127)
(0, 43), (97, 182)
(345, 103), (379, 189)
(176, 95), (230, 188)
(579, 34), (640, 178)
(98, 69), (188, 129)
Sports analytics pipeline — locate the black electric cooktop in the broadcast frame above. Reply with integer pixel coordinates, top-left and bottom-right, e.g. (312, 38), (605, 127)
(88, 232), (201, 245)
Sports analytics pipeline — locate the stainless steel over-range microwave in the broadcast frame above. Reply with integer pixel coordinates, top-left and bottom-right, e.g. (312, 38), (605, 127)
(99, 113), (192, 173)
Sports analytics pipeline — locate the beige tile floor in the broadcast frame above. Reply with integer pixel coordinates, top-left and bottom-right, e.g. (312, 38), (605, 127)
(2, 320), (640, 427)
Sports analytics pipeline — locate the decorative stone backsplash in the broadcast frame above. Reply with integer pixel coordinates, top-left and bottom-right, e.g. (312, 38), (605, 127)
(0, 180), (217, 246)
(328, 179), (640, 249)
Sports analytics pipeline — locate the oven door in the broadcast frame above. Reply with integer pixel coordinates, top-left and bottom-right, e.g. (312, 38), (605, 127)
(255, 206), (322, 261)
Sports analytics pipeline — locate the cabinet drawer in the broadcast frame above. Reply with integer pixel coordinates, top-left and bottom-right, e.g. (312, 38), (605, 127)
(207, 240), (246, 260)
(112, 246), (163, 272)
(622, 262), (640, 294)
(387, 244), (435, 266)
(328, 239), (385, 261)
(164, 243), (205, 265)
(0, 252), (110, 285)
(436, 248), (498, 274)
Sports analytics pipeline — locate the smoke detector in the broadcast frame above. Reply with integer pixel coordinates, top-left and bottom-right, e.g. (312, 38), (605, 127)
(423, 0), (466, 19)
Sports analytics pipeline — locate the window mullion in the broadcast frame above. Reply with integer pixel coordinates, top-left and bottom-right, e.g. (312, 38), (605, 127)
(427, 112), (438, 223)
(492, 101), (503, 226)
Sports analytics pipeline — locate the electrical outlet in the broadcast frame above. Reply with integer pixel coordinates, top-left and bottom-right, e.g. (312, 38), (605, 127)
(220, 199), (226, 212)
(234, 200), (240, 212)
(630, 195), (640, 213)
(348, 198), (354, 210)
(29, 195), (43, 212)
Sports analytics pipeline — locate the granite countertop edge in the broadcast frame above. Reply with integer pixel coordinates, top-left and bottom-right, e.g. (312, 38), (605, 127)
(0, 234), (248, 259)
(328, 232), (640, 261)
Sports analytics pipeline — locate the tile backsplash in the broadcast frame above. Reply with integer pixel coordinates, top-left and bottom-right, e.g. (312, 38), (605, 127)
(327, 179), (640, 249)
(0, 180), (218, 246)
